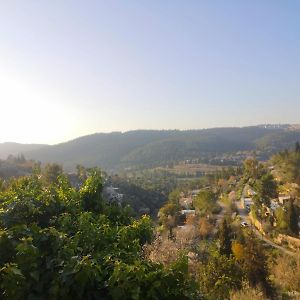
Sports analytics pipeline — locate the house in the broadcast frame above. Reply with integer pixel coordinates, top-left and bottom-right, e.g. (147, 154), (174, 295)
(181, 209), (196, 216)
(241, 197), (253, 210)
(104, 186), (124, 204)
(270, 200), (280, 211)
(247, 188), (256, 197)
(191, 189), (201, 197)
(179, 197), (193, 209)
(278, 194), (291, 204)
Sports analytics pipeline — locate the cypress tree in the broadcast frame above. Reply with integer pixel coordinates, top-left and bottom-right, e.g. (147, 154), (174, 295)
(295, 142), (300, 153)
(219, 218), (232, 256)
(287, 199), (299, 236)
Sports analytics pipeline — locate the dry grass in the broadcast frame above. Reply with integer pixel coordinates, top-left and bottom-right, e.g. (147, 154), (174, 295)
(230, 285), (267, 300)
(143, 225), (198, 267)
(272, 254), (300, 293)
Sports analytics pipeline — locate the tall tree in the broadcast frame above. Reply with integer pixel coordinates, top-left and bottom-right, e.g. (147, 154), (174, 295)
(243, 158), (264, 181)
(218, 219), (232, 257)
(296, 142), (300, 153)
(241, 233), (274, 297)
(43, 163), (63, 184)
(254, 173), (277, 208)
(80, 168), (104, 213)
(76, 164), (87, 181)
(193, 189), (217, 215)
(287, 199), (299, 236)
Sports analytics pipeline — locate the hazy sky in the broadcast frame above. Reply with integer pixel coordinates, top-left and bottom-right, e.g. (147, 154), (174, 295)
(0, 1), (299, 144)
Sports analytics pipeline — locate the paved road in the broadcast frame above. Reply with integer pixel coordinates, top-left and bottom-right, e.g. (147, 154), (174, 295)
(236, 201), (297, 257)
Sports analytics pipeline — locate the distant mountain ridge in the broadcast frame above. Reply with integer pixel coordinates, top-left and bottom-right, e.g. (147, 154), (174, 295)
(1, 125), (300, 171)
(0, 143), (46, 159)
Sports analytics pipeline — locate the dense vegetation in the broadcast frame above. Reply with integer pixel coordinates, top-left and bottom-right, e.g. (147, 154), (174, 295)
(271, 142), (300, 184)
(1, 141), (300, 299)
(2, 126), (300, 171)
(154, 144), (300, 299)
(0, 170), (198, 299)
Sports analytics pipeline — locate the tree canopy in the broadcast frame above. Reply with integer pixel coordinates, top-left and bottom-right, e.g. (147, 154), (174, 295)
(0, 171), (198, 299)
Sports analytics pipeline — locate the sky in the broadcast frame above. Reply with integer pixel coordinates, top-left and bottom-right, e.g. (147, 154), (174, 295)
(0, 1), (299, 144)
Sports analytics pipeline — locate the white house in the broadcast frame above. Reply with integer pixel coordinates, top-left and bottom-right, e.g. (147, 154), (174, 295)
(278, 194), (291, 204)
(270, 200), (280, 211)
(181, 209), (196, 216)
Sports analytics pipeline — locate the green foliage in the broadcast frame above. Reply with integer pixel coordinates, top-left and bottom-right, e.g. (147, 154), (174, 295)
(108, 256), (198, 300)
(198, 252), (242, 300)
(253, 173), (277, 208)
(0, 263), (26, 299)
(243, 158), (263, 181)
(158, 191), (181, 238)
(274, 200), (299, 235)
(107, 172), (170, 217)
(43, 163), (63, 184)
(218, 219), (232, 257)
(239, 233), (273, 297)
(286, 200), (299, 236)
(0, 171), (198, 299)
(80, 168), (104, 213)
(274, 207), (288, 231)
(272, 146), (300, 183)
(10, 127), (297, 170)
(193, 189), (219, 215)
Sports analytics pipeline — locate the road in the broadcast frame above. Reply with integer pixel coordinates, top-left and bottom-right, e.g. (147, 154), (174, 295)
(236, 200), (297, 257)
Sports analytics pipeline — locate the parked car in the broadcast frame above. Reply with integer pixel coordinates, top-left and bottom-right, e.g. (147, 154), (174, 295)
(241, 221), (248, 227)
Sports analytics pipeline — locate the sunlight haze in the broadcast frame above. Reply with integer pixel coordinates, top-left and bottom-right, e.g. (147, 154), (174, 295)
(0, 1), (299, 144)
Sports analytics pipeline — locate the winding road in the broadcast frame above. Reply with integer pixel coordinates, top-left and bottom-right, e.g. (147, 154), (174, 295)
(236, 200), (297, 257)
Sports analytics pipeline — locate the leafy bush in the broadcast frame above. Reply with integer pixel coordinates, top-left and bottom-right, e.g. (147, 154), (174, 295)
(0, 172), (199, 299)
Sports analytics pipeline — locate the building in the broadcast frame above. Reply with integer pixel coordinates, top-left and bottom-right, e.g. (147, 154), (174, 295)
(278, 194), (291, 204)
(270, 200), (280, 211)
(180, 209), (196, 216)
(104, 186), (124, 204)
(241, 197), (253, 209)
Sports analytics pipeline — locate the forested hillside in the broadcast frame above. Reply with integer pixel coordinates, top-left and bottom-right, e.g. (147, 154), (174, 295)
(2, 126), (300, 171)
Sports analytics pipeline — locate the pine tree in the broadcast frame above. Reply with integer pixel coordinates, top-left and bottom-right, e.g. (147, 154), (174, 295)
(218, 218), (232, 256)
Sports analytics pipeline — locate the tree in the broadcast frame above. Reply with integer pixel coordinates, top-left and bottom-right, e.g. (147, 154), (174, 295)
(275, 207), (288, 231)
(193, 189), (218, 215)
(218, 219), (232, 257)
(254, 173), (277, 208)
(158, 190), (181, 238)
(76, 164), (87, 181)
(198, 218), (213, 239)
(296, 142), (300, 153)
(0, 171), (198, 299)
(243, 158), (263, 181)
(80, 168), (104, 213)
(271, 147), (300, 183)
(231, 241), (244, 261)
(158, 202), (180, 239)
(287, 199), (299, 236)
(240, 233), (273, 297)
(198, 252), (242, 299)
(43, 163), (63, 184)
